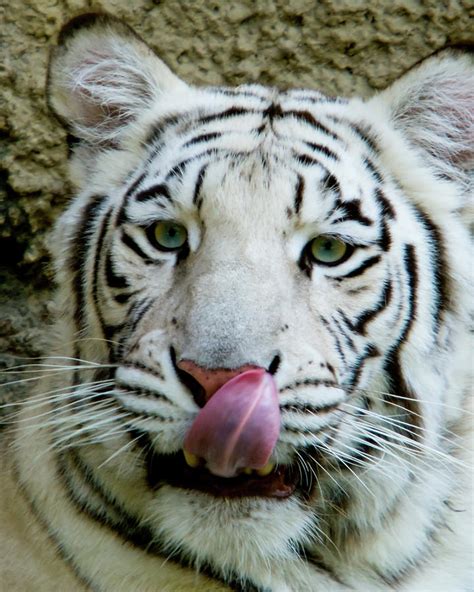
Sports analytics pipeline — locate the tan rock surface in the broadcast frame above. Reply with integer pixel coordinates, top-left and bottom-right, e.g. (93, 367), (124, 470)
(0, 0), (472, 391)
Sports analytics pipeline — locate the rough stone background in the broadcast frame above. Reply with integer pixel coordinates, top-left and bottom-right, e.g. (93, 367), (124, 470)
(0, 0), (472, 401)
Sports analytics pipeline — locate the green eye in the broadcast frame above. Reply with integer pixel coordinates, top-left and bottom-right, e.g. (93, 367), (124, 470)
(310, 235), (349, 265)
(152, 221), (188, 251)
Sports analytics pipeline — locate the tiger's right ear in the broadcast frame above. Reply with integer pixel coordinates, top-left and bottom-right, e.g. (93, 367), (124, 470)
(47, 13), (187, 144)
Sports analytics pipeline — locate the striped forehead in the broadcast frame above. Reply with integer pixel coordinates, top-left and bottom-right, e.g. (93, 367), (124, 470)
(122, 86), (381, 224)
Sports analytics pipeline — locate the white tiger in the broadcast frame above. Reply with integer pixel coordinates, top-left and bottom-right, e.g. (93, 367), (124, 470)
(0, 13), (472, 592)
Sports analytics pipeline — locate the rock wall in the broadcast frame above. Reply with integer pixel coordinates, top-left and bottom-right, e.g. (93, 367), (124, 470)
(0, 0), (471, 395)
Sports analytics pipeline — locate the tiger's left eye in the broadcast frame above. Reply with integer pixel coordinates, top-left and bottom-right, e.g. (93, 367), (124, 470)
(310, 235), (349, 265)
(151, 221), (188, 251)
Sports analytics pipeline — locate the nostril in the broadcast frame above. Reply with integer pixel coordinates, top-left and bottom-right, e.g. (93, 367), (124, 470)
(170, 348), (206, 407)
(178, 366), (207, 408)
(268, 354), (281, 375)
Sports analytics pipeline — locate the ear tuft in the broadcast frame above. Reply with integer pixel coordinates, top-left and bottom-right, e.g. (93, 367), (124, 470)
(373, 51), (473, 190)
(47, 13), (186, 144)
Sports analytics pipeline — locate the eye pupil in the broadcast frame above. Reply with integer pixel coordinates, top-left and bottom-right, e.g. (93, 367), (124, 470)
(322, 239), (333, 252)
(152, 221), (187, 251)
(310, 235), (348, 265)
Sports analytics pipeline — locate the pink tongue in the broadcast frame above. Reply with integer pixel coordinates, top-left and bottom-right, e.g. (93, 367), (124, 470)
(184, 369), (280, 478)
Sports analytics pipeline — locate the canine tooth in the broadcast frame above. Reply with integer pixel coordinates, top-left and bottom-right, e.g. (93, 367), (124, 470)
(183, 449), (200, 468)
(256, 462), (275, 476)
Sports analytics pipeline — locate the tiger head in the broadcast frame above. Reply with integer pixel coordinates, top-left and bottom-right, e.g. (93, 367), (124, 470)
(45, 14), (472, 585)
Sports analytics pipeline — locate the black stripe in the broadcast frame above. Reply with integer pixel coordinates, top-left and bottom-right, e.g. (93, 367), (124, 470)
(115, 172), (148, 226)
(304, 141), (338, 160)
(364, 158), (383, 183)
(281, 378), (339, 392)
(413, 207), (449, 329)
(332, 199), (373, 226)
(114, 401), (175, 422)
(350, 123), (379, 154)
(294, 175), (305, 215)
(125, 172), (147, 199)
(120, 361), (164, 380)
(126, 298), (154, 338)
(145, 113), (182, 146)
(294, 152), (323, 167)
(321, 316), (347, 364)
(382, 244), (421, 437)
(166, 158), (193, 180)
(333, 316), (356, 351)
(283, 110), (340, 141)
(399, 245), (418, 344)
(374, 187), (395, 219)
(120, 230), (155, 264)
(197, 106), (255, 126)
(263, 103), (284, 119)
(214, 87), (266, 100)
(354, 279), (393, 335)
(378, 219), (391, 251)
(165, 148), (227, 181)
(345, 344), (379, 388)
(285, 91), (348, 106)
(105, 250), (129, 289)
(113, 291), (138, 304)
(102, 321), (126, 343)
(338, 309), (356, 332)
(115, 382), (171, 403)
(135, 183), (171, 202)
(281, 400), (341, 414)
(193, 164), (208, 207)
(70, 195), (106, 337)
(92, 209), (112, 307)
(337, 255), (381, 279)
(91, 207), (115, 359)
(183, 131), (222, 148)
(320, 171), (341, 197)
(383, 356), (422, 438)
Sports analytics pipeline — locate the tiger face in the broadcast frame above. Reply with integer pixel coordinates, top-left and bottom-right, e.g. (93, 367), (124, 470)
(41, 13), (472, 589)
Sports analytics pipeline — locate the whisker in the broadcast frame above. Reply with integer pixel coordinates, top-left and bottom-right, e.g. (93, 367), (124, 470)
(341, 402), (467, 452)
(0, 379), (115, 411)
(320, 431), (404, 485)
(49, 410), (131, 451)
(314, 438), (377, 499)
(336, 416), (466, 481)
(9, 389), (116, 425)
(0, 359), (115, 372)
(97, 422), (150, 469)
(348, 386), (472, 415)
(0, 365), (117, 389)
(13, 397), (117, 435)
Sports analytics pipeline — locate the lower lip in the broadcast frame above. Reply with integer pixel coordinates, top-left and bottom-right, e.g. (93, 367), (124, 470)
(146, 451), (298, 499)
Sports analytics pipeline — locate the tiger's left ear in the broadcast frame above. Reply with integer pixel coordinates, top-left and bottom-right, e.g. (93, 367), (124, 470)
(370, 50), (473, 189)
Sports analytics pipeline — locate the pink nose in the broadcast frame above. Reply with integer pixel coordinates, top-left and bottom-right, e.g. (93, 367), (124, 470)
(177, 360), (259, 402)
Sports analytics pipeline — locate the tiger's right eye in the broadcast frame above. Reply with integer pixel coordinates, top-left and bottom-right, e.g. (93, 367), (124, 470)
(151, 221), (188, 251)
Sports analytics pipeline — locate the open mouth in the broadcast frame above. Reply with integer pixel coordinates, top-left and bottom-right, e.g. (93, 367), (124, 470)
(146, 450), (302, 498)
